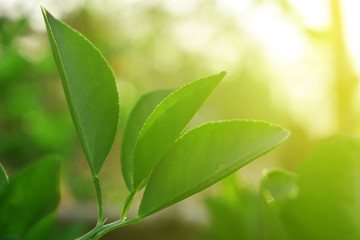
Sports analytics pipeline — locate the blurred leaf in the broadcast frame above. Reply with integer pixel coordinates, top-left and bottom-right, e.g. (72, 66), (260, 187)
(121, 89), (172, 192)
(260, 169), (298, 211)
(24, 214), (56, 240)
(0, 18), (28, 46)
(203, 172), (292, 240)
(133, 72), (226, 189)
(283, 136), (360, 240)
(0, 48), (27, 84)
(258, 169), (296, 240)
(25, 213), (86, 240)
(0, 156), (60, 238)
(203, 176), (259, 240)
(42, 8), (119, 174)
(258, 194), (289, 240)
(205, 188), (258, 240)
(23, 110), (74, 153)
(139, 120), (290, 217)
(0, 162), (8, 192)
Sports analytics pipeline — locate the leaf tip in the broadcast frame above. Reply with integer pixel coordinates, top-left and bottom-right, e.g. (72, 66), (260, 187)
(269, 122), (290, 140)
(219, 70), (227, 77)
(215, 71), (227, 81)
(284, 128), (291, 138)
(41, 6), (48, 16)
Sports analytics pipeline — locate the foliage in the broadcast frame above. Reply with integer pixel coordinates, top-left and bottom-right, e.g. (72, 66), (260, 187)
(37, 7), (289, 239)
(0, 157), (60, 239)
(282, 136), (360, 240)
(3, 3), (359, 240)
(42, 7), (119, 176)
(121, 89), (172, 191)
(203, 136), (360, 240)
(0, 17), (75, 170)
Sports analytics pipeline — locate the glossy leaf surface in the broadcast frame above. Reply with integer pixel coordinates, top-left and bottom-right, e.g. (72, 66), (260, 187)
(139, 120), (289, 217)
(133, 72), (226, 189)
(121, 89), (172, 191)
(283, 136), (360, 240)
(0, 157), (60, 238)
(42, 8), (119, 174)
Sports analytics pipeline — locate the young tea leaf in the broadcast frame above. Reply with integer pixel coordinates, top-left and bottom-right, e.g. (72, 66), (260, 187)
(121, 89), (172, 192)
(139, 120), (290, 217)
(42, 8), (119, 174)
(0, 162), (8, 192)
(133, 71), (226, 189)
(282, 136), (360, 240)
(0, 156), (60, 238)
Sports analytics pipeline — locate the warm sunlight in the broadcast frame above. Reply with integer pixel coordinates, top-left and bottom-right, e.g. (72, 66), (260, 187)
(1, 1), (360, 239)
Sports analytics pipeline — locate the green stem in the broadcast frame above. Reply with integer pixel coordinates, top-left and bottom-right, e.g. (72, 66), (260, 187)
(93, 175), (103, 224)
(93, 217), (141, 239)
(75, 223), (103, 240)
(75, 182), (141, 239)
(76, 217), (141, 240)
(120, 191), (136, 221)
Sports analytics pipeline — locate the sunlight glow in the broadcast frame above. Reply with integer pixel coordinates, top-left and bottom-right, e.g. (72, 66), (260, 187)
(343, 0), (360, 77)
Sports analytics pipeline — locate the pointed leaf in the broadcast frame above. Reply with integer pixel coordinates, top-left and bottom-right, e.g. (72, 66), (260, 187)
(0, 162), (8, 192)
(139, 120), (290, 217)
(42, 8), (119, 174)
(0, 156), (60, 238)
(282, 136), (360, 240)
(133, 71), (226, 189)
(121, 89), (172, 191)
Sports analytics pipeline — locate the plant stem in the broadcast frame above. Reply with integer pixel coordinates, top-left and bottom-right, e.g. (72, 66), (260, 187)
(75, 223), (103, 240)
(75, 180), (142, 239)
(120, 191), (136, 221)
(93, 217), (141, 239)
(93, 175), (103, 224)
(76, 217), (141, 240)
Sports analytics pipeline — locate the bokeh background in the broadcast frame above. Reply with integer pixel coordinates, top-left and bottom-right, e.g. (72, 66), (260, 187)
(1, 0), (360, 239)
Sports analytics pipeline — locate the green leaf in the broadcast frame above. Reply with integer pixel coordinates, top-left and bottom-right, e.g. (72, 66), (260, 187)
(258, 193), (289, 240)
(282, 136), (360, 240)
(260, 169), (298, 211)
(205, 185), (259, 240)
(0, 162), (8, 192)
(204, 176), (261, 240)
(133, 71), (226, 189)
(25, 214), (57, 240)
(0, 156), (60, 238)
(25, 213), (86, 240)
(42, 8), (119, 174)
(139, 120), (290, 217)
(258, 169), (297, 240)
(121, 89), (172, 192)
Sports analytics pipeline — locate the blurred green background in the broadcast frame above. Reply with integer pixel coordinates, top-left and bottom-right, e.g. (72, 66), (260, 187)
(1, 0), (359, 239)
